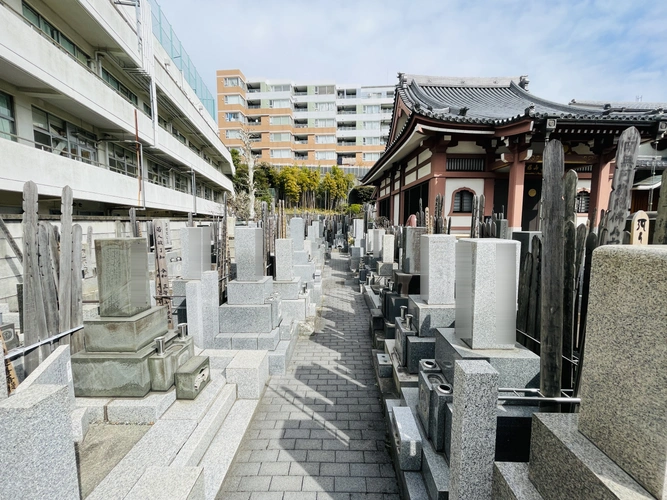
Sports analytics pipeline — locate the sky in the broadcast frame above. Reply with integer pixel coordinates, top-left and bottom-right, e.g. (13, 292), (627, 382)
(154, 0), (667, 105)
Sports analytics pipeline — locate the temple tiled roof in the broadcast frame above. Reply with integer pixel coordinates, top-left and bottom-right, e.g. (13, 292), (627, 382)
(398, 73), (665, 125)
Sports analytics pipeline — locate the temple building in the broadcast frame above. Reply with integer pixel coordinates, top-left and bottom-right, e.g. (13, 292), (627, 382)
(362, 74), (667, 232)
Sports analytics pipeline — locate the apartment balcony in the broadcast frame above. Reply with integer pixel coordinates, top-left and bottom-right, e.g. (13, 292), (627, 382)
(337, 125), (356, 130)
(294, 123), (309, 129)
(247, 121), (262, 127)
(294, 139), (308, 144)
(247, 104), (261, 109)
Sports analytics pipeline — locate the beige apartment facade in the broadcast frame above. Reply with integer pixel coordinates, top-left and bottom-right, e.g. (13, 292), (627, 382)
(217, 69), (394, 177)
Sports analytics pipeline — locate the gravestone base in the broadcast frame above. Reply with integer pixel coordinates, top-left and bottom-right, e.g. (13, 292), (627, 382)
(395, 317), (417, 367)
(281, 298), (307, 323)
(83, 306), (168, 353)
(273, 278), (301, 300)
(72, 343), (155, 397)
(218, 303), (274, 333)
(525, 413), (656, 500)
(293, 250), (310, 265)
(406, 336), (436, 374)
(408, 296), (455, 337)
(226, 277), (273, 305)
(435, 328), (540, 389)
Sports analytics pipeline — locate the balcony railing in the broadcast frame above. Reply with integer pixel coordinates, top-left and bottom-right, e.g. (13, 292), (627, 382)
(247, 122), (262, 126)
(338, 142), (356, 146)
(337, 125), (356, 130)
(295, 124), (308, 128)
(337, 110), (356, 115)
(247, 88), (261, 93)
(294, 139), (308, 144)
(293, 91), (308, 96)
(247, 104), (261, 109)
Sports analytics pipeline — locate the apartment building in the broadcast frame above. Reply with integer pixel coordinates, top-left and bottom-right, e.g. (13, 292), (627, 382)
(0, 0), (234, 217)
(217, 69), (394, 178)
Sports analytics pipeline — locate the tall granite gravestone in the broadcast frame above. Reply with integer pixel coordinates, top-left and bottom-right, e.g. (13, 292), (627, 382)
(493, 245), (665, 500)
(217, 227), (282, 350)
(394, 227), (426, 297)
(433, 238), (539, 390)
(376, 233), (397, 276)
(274, 238), (308, 322)
(180, 226), (212, 280)
(408, 234), (456, 338)
(291, 218), (317, 302)
(71, 238), (193, 397)
(578, 245), (667, 499)
(455, 238), (519, 349)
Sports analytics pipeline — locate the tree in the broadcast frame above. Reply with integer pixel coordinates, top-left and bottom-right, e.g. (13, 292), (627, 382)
(254, 162), (275, 203)
(278, 166), (301, 207)
(349, 185), (375, 205)
(298, 167), (319, 210)
(238, 128), (256, 219)
(232, 163), (249, 193)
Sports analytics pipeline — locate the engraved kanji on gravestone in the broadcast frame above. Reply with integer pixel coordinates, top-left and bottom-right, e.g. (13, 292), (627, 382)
(630, 210), (649, 245)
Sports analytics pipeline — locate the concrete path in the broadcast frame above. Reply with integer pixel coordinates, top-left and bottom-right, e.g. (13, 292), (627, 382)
(218, 251), (399, 500)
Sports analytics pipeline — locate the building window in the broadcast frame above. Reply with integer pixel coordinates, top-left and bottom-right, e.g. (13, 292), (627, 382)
(174, 173), (189, 193)
(0, 91), (16, 141)
(315, 135), (335, 144)
(224, 95), (245, 106)
(32, 107), (97, 163)
(172, 127), (187, 144)
(315, 102), (336, 112)
(363, 153), (380, 162)
(226, 129), (241, 139)
(147, 161), (170, 187)
(315, 119), (335, 128)
(314, 85), (334, 95)
(270, 84), (291, 92)
(226, 112), (242, 122)
(270, 115), (291, 126)
(453, 189), (474, 213)
(223, 77), (241, 87)
(363, 121), (380, 130)
(269, 99), (290, 109)
(270, 132), (290, 142)
(22, 2), (90, 66)
(270, 149), (292, 159)
(108, 143), (137, 177)
(102, 69), (138, 105)
(576, 191), (590, 213)
(363, 105), (380, 114)
(363, 137), (381, 146)
(316, 151), (335, 161)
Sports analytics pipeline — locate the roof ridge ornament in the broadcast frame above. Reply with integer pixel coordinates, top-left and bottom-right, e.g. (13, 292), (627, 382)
(519, 75), (530, 90)
(524, 104), (535, 117)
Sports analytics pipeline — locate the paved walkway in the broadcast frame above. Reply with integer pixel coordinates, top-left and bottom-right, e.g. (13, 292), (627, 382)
(218, 251), (399, 500)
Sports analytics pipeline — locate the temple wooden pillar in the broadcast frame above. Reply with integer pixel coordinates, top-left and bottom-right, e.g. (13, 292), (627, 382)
(589, 155), (614, 222)
(507, 155), (526, 231)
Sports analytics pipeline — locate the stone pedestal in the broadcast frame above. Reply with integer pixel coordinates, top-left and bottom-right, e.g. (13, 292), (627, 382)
(381, 234), (395, 263)
(449, 360), (498, 500)
(408, 296), (455, 337)
(455, 238), (520, 350)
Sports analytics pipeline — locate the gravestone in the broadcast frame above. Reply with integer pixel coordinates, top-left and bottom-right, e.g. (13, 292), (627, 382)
(402, 227), (427, 274)
(275, 238), (294, 281)
(289, 217), (305, 251)
(455, 239), (520, 349)
(235, 227), (264, 281)
(381, 234), (395, 263)
(578, 245), (667, 499)
(96, 238), (150, 317)
(180, 227), (212, 280)
(420, 234), (456, 305)
(353, 218), (365, 239)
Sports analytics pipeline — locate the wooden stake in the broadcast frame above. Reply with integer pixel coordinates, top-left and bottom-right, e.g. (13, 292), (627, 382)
(70, 224), (84, 352)
(604, 127), (640, 245)
(540, 140), (565, 403)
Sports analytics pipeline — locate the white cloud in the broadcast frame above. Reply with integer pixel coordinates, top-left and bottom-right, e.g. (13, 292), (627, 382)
(154, 0), (667, 104)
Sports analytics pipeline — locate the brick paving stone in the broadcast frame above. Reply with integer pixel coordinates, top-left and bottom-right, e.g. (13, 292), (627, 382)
(218, 252), (399, 498)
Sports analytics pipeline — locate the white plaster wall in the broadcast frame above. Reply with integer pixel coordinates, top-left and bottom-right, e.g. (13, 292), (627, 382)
(444, 178), (485, 232)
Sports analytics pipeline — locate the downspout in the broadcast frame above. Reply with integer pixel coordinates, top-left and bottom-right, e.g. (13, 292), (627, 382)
(191, 168), (197, 215)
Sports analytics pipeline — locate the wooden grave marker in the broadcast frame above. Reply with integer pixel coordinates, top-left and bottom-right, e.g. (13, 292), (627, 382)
(630, 210), (649, 245)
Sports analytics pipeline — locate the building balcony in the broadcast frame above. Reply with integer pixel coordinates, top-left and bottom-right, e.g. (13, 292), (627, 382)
(0, 136), (224, 214)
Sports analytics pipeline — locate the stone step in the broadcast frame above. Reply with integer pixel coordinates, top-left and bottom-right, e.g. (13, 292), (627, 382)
(225, 350), (269, 399)
(213, 327), (280, 351)
(528, 413), (655, 500)
(268, 330), (298, 376)
(106, 388), (177, 424)
(87, 418), (198, 500)
(71, 406), (90, 443)
(492, 462), (543, 500)
(162, 372), (227, 423)
(199, 399), (259, 500)
(170, 383), (237, 467)
(127, 466), (204, 500)
(417, 417), (450, 500)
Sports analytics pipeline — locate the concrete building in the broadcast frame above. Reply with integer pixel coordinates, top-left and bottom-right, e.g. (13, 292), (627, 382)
(0, 0), (234, 216)
(217, 69), (394, 178)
